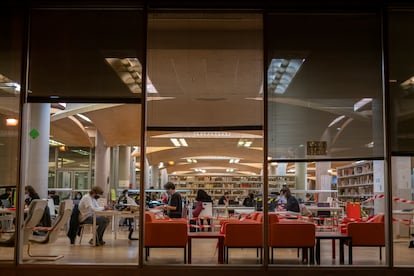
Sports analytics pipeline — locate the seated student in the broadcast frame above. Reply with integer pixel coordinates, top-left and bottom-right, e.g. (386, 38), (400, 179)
(78, 186), (110, 246)
(277, 186), (300, 213)
(192, 189), (213, 231)
(218, 192), (229, 205)
(243, 193), (255, 207)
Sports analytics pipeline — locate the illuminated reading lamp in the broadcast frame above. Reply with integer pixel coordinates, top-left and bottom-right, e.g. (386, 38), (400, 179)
(6, 118), (18, 126)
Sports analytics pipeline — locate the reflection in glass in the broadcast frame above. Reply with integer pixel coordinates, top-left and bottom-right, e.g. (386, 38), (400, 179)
(0, 7), (22, 261)
(267, 14), (383, 160)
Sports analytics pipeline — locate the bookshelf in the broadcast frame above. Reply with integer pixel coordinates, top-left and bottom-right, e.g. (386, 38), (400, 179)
(336, 161), (374, 214)
(168, 174), (296, 203)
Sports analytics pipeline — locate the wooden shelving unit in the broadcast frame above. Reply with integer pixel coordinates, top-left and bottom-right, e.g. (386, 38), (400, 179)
(168, 174), (296, 203)
(336, 161), (374, 213)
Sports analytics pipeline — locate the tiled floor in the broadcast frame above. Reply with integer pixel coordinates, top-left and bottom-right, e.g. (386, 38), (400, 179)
(1, 228), (413, 266)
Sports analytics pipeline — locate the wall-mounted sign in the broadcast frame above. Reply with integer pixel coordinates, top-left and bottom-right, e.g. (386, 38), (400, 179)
(307, 141), (327, 156)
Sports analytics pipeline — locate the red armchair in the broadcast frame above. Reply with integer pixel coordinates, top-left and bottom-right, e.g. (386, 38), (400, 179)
(144, 212), (188, 263)
(269, 220), (316, 264)
(223, 222), (263, 263)
(345, 213), (385, 260)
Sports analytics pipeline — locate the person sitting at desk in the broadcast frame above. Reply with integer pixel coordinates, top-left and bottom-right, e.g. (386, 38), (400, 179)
(218, 192), (229, 205)
(78, 186), (110, 246)
(278, 186), (300, 213)
(192, 189), (213, 231)
(0, 188), (12, 207)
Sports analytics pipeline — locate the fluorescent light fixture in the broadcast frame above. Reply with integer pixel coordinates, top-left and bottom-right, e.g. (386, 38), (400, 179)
(400, 76), (414, 89)
(179, 138), (188, 147)
(158, 162), (164, 169)
(71, 149), (90, 156)
(186, 158), (197, 163)
(194, 131), (231, 137)
(237, 139), (253, 148)
(354, 98), (372, 112)
(0, 74), (21, 94)
(58, 103), (67, 109)
(170, 138), (188, 147)
(194, 168), (206, 173)
(105, 57), (159, 94)
(76, 114), (92, 123)
(270, 162), (278, 166)
(170, 138), (181, 147)
(268, 59), (304, 94)
(226, 168), (235, 172)
(229, 159), (240, 164)
(287, 168), (295, 173)
(365, 141), (374, 148)
(6, 118), (18, 126)
(49, 139), (65, 146)
(328, 115), (345, 127)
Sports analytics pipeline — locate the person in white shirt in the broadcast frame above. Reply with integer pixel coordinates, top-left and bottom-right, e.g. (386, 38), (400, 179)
(78, 186), (110, 246)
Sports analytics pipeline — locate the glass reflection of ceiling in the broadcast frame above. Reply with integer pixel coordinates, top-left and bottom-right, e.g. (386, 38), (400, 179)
(268, 59), (304, 95)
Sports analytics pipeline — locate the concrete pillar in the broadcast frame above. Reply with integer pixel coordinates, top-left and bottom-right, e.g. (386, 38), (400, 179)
(295, 162), (307, 200)
(130, 155), (136, 189)
(315, 161), (331, 202)
(95, 130), (110, 196)
(118, 146), (131, 189)
(26, 103), (50, 199)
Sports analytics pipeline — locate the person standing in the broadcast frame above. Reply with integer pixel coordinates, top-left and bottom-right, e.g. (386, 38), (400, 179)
(78, 186), (110, 246)
(158, 182), (182, 218)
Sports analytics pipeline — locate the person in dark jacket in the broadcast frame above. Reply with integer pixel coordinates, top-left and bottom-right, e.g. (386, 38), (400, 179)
(279, 187), (300, 213)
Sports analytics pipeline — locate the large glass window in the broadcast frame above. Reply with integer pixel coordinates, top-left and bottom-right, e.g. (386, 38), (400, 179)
(389, 11), (414, 267)
(146, 12), (263, 265)
(0, 6), (22, 261)
(20, 8), (145, 264)
(266, 13), (386, 266)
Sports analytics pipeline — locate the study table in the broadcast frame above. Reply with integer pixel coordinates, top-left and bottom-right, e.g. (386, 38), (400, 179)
(92, 210), (139, 246)
(187, 232), (225, 264)
(315, 232), (352, 265)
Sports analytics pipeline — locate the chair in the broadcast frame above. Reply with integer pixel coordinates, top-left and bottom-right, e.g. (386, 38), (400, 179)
(269, 220), (316, 264)
(144, 212), (188, 263)
(345, 213), (385, 260)
(27, 200), (74, 261)
(22, 199), (48, 245)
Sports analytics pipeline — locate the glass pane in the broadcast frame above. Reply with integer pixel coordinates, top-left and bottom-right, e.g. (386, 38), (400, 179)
(267, 14), (383, 160)
(267, 159), (385, 266)
(22, 8), (144, 265)
(266, 13), (386, 267)
(74, 171), (89, 191)
(146, 12), (263, 265)
(389, 11), (414, 267)
(29, 10), (144, 101)
(389, 12), (414, 153)
(0, 7), (22, 261)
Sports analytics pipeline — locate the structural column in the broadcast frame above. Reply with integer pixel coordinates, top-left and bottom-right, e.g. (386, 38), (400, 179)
(295, 162), (307, 200)
(315, 162), (331, 202)
(25, 103), (50, 199)
(118, 146), (131, 189)
(95, 130), (110, 196)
